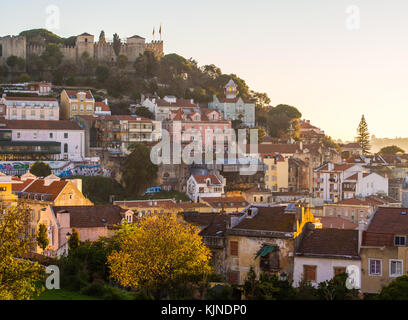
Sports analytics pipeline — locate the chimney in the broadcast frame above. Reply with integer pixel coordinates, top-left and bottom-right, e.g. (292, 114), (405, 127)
(358, 220), (367, 253)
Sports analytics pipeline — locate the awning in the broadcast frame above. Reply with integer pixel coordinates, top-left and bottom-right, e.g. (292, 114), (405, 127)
(255, 244), (278, 259)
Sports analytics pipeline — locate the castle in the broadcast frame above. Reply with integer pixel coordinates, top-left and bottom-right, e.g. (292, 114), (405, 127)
(0, 32), (163, 65)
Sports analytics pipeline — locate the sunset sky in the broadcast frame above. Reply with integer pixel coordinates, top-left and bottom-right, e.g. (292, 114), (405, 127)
(2, 0), (408, 141)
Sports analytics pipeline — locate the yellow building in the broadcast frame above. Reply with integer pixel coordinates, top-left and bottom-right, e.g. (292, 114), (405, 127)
(263, 154), (289, 192)
(0, 174), (18, 203)
(60, 89), (95, 119)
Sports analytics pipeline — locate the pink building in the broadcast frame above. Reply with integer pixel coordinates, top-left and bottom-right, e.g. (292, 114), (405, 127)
(1, 96), (59, 120)
(165, 108), (232, 148)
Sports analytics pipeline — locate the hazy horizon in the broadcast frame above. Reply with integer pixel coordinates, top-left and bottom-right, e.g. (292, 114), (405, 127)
(2, 0), (408, 141)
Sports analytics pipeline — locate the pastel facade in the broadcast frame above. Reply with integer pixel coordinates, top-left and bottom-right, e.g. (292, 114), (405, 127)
(186, 174), (225, 203)
(60, 89), (95, 120)
(1, 96), (59, 120)
(208, 79), (255, 127)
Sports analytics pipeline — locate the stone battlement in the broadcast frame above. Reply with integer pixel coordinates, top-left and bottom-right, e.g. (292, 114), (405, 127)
(0, 31), (164, 65)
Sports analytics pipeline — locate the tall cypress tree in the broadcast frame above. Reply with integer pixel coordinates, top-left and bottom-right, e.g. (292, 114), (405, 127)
(357, 115), (371, 155)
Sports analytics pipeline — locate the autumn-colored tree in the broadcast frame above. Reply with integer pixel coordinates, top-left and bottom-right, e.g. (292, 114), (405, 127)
(107, 214), (212, 298)
(68, 228), (81, 251)
(0, 205), (44, 300)
(357, 115), (371, 155)
(36, 223), (49, 252)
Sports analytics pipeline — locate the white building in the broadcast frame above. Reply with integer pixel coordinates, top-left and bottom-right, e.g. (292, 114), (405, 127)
(294, 228), (361, 288)
(0, 119), (85, 161)
(314, 163), (388, 202)
(186, 174), (225, 203)
(1, 96), (60, 120)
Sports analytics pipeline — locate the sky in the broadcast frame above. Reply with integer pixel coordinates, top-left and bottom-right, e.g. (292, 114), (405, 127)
(2, 0), (408, 141)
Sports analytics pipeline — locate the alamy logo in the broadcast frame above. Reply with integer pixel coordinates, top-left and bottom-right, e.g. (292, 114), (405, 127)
(45, 5), (60, 30)
(45, 265), (60, 290)
(345, 265), (360, 290)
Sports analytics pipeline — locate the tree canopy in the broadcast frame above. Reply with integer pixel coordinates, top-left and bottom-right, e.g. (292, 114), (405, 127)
(378, 145), (405, 155)
(107, 214), (212, 298)
(0, 205), (44, 300)
(122, 143), (158, 196)
(357, 115), (371, 155)
(30, 162), (51, 177)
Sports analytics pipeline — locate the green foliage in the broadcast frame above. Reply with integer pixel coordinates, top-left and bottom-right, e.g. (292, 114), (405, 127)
(95, 65), (110, 83)
(244, 268), (296, 300)
(357, 115), (371, 155)
(68, 228), (81, 251)
(117, 55), (129, 69)
(205, 285), (235, 300)
(30, 161), (51, 177)
(133, 106), (154, 119)
(0, 205), (44, 300)
(257, 104), (302, 138)
(112, 33), (121, 57)
(41, 43), (64, 70)
(65, 176), (126, 204)
(378, 275), (408, 300)
(295, 279), (319, 300)
(316, 273), (360, 300)
(36, 223), (49, 251)
(122, 143), (158, 196)
(378, 145), (405, 155)
(322, 135), (341, 151)
(20, 29), (65, 46)
(6, 55), (19, 68)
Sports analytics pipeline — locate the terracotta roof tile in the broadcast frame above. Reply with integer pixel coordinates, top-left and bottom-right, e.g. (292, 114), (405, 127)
(297, 228), (359, 258)
(23, 179), (68, 201)
(192, 175), (222, 185)
(53, 205), (125, 228)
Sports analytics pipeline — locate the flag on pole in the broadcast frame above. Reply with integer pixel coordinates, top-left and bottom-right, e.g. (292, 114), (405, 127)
(159, 24), (162, 35)
(152, 27), (155, 37)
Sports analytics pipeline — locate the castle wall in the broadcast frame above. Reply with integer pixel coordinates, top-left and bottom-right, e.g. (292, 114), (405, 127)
(0, 34), (164, 67)
(94, 43), (116, 63)
(0, 36), (26, 64)
(60, 46), (76, 62)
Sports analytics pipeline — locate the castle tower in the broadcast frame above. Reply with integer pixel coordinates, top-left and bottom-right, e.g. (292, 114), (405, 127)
(76, 32), (95, 60)
(224, 79), (238, 99)
(0, 36), (27, 64)
(125, 35), (146, 62)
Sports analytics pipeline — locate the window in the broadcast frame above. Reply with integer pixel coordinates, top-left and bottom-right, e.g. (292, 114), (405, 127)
(230, 241), (238, 256)
(16, 132), (21, 139)
(33, 132), (37, 139)
(49, 132), (53, 139)
(390, 260), (403, 277)
(31, 109), (35, 116)
(64, 143), (68, 153)
(395, 236), (406, 247)
(80, 104), (84, 112)
(304, 265), (317, 282)
(333, 267), (346, 276)
(64, 133), (68, 139)
(260, 250), (280, 271)
(72, 104), (77, 111)
(369, 259), (382, 276)
(87, 104), (93, 111)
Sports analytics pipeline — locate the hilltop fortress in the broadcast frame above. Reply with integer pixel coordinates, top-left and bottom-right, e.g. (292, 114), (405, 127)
(0, 32), (163, 65)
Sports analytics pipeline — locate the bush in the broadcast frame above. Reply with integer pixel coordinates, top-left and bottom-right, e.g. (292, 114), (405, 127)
(206, 285), (235, 300)
(102, 286), (135, 300)
(80, 282), (106, 297)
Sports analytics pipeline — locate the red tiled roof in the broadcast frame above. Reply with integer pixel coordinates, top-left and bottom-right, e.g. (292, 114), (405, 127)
(232, 206), (294, 232)
(297, 228), (359, 258)
(114, 199), (176, 208)
(316, 163), (356, 172)
(53, 205), (126, 228)
(11, 178), (35, 192)
(365, 207), (408, 235)
(0, 120), (82, 130)
(248, 144), (300, 155)
(64, 90), (94, 100)
(192, 175), (222, 185)
(23, 180), (69, 201)
(3, 96), (57, 102)
(95, 102), (110, 112)
(319, 217), (358, 230)
(336, 197), (383, 206)
(203, 196), (249, 208)
(342, 142), (361, 149)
